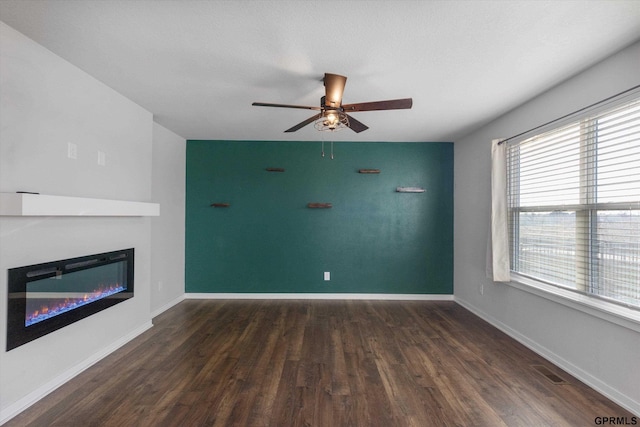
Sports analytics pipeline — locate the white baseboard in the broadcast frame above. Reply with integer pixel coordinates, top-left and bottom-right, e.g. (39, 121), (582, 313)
(151, 294), (186, 318)
(186, 293), (454, 301)
(454, 297), (640, 417)
(0, 321), (153, 426)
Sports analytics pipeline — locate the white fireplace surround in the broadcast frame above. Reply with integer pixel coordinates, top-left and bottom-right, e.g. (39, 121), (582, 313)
(0, 193), (160, 217)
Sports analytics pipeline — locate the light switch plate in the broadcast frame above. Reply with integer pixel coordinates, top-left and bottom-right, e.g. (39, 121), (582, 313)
(67, 142), (77, 159)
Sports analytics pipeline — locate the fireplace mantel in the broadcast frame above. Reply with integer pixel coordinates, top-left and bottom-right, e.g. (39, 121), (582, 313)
(0, 193), (160, 217)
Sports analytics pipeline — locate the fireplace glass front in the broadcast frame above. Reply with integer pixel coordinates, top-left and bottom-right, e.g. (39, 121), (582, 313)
(7, 248), (134, 351)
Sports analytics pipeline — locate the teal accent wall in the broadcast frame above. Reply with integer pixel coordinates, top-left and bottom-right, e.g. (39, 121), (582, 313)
(185, 140), (453, 294)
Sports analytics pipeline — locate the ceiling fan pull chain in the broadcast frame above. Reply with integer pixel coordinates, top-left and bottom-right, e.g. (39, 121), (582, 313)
(331, 141), (334, 160)
(321, 140), (325, 157)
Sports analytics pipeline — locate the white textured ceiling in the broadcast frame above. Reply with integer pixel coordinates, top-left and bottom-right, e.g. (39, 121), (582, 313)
(1, 0), (640, 142)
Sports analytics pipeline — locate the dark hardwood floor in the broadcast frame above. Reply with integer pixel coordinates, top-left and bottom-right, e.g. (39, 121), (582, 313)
(6, 300), (635, 426)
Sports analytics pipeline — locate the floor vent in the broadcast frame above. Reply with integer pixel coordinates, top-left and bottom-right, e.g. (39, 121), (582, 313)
(531, 365), (568, 385)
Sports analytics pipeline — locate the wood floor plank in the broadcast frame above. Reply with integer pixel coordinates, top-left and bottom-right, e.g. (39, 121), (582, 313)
(5, 300), (635, 426)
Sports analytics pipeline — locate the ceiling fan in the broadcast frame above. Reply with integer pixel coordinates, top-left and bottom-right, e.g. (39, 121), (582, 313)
(252, 73), (413, 133)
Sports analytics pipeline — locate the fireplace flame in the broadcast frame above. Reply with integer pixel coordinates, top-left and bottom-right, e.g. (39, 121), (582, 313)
(25, 283), (125, 327)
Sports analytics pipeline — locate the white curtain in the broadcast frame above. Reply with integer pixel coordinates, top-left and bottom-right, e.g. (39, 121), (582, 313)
(489, 139), (511, 282)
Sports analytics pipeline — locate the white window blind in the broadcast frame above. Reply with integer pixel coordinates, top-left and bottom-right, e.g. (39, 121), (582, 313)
(506, 97), (640, 308)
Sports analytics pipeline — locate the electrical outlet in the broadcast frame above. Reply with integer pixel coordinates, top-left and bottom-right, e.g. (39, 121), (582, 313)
(97, 150), (106, 166)
(480, 284), (484, 295)
(67, 142), (77, 159)
(324, 272), (330, 281)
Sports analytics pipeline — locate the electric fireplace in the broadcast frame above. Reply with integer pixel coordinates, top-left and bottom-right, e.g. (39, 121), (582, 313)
(7, 248), (134, 351)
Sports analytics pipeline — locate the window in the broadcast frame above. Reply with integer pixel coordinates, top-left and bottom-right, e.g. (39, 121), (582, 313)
(507, 98), (640, 308)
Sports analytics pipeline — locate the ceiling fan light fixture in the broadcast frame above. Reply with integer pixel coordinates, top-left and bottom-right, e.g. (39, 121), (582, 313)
(314, 110), (349, 131)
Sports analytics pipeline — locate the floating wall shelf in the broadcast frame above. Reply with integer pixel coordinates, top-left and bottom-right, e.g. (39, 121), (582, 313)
(358, 169), (380, 174)
(396, 187), (426, 193)
(307, 203), (332, 209)
(210, 203), (231, 208)
(266, 168), (285, 172)
(0, 193), (160, 216)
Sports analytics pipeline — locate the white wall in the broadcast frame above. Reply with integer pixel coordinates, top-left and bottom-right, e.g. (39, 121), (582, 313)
(0, 22), (155, 422)
(454, 40), (640, 415)
(151, 123), (186, 315)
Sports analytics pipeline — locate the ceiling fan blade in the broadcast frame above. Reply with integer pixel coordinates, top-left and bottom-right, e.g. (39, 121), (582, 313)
(323, 73), (347, 108)
(342, 98), (413, 112)
(284, 113), (322, 132)
(345, 114), (369, 133)
(252, 102), (320, 111)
